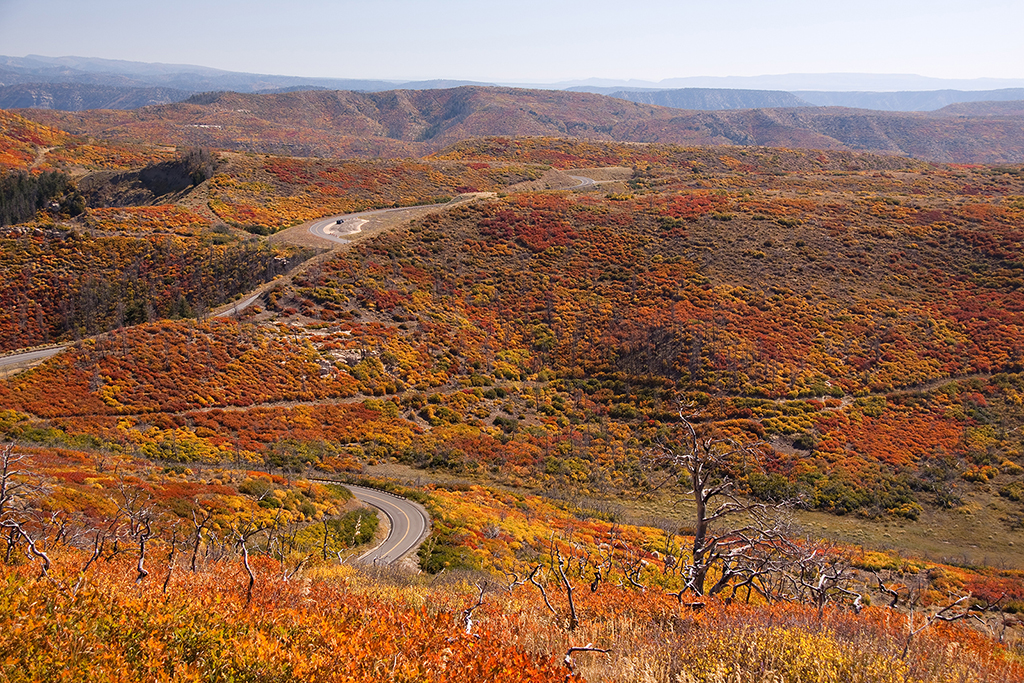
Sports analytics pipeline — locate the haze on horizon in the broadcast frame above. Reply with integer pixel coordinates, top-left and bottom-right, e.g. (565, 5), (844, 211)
(1, 0), (1022, 84)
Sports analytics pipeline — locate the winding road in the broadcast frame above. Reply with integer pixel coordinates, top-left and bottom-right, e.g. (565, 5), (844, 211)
(309, 204), (450, 245)
(214, 292), (264, 318)
(342, 484), (430, 566)
(309, 214), (366, 245)
(0, 187), (582, 370)
(568, 175), (596, 188)
(0, 346), (68, 372)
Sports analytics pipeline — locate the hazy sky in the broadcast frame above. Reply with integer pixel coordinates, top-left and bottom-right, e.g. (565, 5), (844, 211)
(1, 0), (1022, 82)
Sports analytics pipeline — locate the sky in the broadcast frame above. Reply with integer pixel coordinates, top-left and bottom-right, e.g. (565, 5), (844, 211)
(1, 0), (1022, 83)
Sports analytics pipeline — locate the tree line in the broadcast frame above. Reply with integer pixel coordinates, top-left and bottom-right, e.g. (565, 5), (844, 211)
(0, 170), (84, 226)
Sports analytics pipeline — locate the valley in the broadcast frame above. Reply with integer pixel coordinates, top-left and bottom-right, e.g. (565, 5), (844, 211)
(2, 88), (1024, 681)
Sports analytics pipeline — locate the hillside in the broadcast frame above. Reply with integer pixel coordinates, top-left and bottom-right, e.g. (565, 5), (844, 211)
(0, 110), (557, 349)
(6, 136), (1024, 544)
(932, 100), (1024, 118)
(0, 82), (192, 111)
(5, 118), (1024, 680)
(15, 86), (1024, 163)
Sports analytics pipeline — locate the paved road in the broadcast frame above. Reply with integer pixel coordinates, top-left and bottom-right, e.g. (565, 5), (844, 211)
(343, 484), (430, 565)
(0, 346), (67, 370)
(309, 206), (426, 245)
(569, 174), (596, 188)
(309, 215), (363, 245)
(214, 292), (263, 318)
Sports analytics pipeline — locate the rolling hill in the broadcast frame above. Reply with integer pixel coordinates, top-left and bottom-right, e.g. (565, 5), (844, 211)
(5, 85), (1024, 681)
(15, 86), (1024, 163)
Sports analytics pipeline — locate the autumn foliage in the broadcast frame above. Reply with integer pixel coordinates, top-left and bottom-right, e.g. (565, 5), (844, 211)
(5, 114), (1024, 680)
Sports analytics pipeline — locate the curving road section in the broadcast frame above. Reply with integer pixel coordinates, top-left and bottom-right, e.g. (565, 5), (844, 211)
(343, 484), (430, 565)
(213, 291), (263, 318)
(568, 174), (596, 188)
(309, 214), (364, 245)
(0, 346), (68, 371)
(309, 205), (430, 245)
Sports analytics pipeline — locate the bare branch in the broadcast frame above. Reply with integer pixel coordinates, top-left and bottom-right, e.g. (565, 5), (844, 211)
(873, 571), (901, 608)
(461, 582), (486, 635)
(282, 553), (311, 583)
(563, 644), (612, 674)
(190, 504), (214, 573)
(528, 565), (556, 616)
(901, 594), (982, 659)
(555, 545), (579, 631)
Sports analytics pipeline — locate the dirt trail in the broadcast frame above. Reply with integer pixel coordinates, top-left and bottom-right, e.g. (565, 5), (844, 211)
(504, 166), (630, 193)
(823, 373), (996, 410)
(881, 373), (993, 397)
(30, 147), (55, 170)
(18, 372), (994, 425)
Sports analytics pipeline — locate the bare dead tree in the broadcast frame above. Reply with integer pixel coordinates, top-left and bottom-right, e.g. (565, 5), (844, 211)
(114, 476), (154, 584)
(190, 504), (214, 573)
(593, 542), (616, 589)
(263, 508), (285, 561)
(163, 526), (181, 593)
(787, 544), (863, 616)
(0, 444), (51, 576)
(232, 517), (269, 607)
(901, 594), (983, 658)
(49, 511), (73, 546)
(615, 545), (648, 591)
(646, 407), (792, 598)
(722, 524), (794, 604)
(461, 582), (486, 635)
(322, 518), (331, 562)
(992, 605), (1020, 644)
(268, 518), (309, 583)
(553, 541), (579, 631)
(72, 528), (106, 594)
(134, 516), (152, 584)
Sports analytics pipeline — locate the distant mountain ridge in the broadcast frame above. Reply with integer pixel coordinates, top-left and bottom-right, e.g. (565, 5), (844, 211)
(0, 54), (402, 92)
(0, 55), (494, 96)
(16, 86), (1024, 164)
(795, 88), (1024, 112)
(932, 100), (1024, 117)
(609, 88), (813, 111)
(4, 55), (1024, 114)
(561, 73), (1024, 92)
(0, 83), (192, 111)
